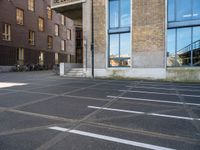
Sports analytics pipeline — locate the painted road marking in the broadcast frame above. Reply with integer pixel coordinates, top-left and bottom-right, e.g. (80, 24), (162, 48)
(88, 106), (200, 121)
(126, 86), (200, 92)
(119, 90), (200, 98)
(107, 96), (200, 107)
(0, 82), (28, 88)
(48, 126), (176, 150)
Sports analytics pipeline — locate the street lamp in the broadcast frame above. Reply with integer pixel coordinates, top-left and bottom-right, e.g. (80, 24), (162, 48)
(91, 0), (94, 78)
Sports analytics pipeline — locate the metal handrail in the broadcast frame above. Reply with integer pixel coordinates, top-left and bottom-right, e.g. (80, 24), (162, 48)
(177, 40), (200, 55)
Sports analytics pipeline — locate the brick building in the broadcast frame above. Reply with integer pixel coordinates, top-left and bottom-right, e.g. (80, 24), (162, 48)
(51, 0), (200, 80)
(0, 0), (75, 69)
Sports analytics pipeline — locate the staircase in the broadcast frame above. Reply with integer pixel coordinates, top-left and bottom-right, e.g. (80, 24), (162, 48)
(65, 68), (85, 77)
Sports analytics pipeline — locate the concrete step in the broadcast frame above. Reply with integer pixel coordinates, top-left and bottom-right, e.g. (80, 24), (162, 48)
(65, 68), (85, 77)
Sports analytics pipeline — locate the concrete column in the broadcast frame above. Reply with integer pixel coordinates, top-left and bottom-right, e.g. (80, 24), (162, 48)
(60, 63), (65, 76)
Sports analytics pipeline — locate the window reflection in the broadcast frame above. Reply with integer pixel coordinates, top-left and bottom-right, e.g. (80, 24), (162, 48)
(193, 27), (200, 66)
(168, 0), (175, 22)
(109, 34), (119, 66)
(177, 28), (191, 66)
(176, 0), (192, 21)
(167, 29), (176, 66)
(109, 33), (130, 67)
(109, 0), (119, 28)
(167, 26), (200, 67)
(120, 0), (130, 27)
(168, 0), (200, 22)
(120, 33), (131, 66)
(108, 0), (131, 67)
(193, 0), (200, 19)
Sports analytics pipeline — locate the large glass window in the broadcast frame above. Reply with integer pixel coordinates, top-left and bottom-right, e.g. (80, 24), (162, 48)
(109, 33), (131, 67)
(120, 0), (130, 27)
(193, 27), (200, 66)
(168, 0), (175, 22)
(167, 27), (200, 67)
(168, 0), (200, 22)
(176, 0), (192, 21)
(109, 0), (119, 28)
(177, 28), (192, 66)
(193, 0), (200, 19)
(108, 0), (131, 67)
(167, 29), (176, 66)
(167, 0), (200, 67)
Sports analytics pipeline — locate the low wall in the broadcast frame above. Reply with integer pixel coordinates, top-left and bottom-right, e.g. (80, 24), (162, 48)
(0, 66), (14, 73)
(167, 67), (200, 82)
(85, 68), (166, 79)
(60, 63), (83, 76)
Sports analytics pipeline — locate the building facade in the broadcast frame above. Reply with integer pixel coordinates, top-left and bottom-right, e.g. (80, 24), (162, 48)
(48, 1), (200, 80)
(0, 0), (75, 69)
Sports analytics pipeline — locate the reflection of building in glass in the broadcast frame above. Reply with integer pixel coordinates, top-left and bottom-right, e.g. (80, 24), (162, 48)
(167, 0), (200, 67)
(177, 40), (200, 66)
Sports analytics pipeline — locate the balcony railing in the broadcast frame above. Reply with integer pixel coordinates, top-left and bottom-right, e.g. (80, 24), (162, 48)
(51, 0), (86, 8)
(177, 40), (200, 55)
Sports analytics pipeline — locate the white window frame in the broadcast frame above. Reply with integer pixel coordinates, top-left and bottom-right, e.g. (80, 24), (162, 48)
(2, 23), (11, 41)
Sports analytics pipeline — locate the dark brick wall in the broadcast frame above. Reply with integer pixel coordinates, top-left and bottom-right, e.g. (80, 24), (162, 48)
(0, 0), (75, 66)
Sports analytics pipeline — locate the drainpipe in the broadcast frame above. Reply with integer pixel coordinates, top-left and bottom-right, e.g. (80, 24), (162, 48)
(91, 0), (94, 78)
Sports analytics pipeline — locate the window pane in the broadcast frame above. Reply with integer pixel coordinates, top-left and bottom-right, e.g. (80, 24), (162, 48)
(176, 0), (192, 21)
(177, 27), (192, 66)
(193, 0), (200, 19)
(109, 0), (119, 28)
(109, 34), (119, 67)
(120, 33), (131, 66)
(168, 0), (175, 22)
(167, 29), (176, 66)
(120, 0), (130, 27)
(193, 27), (200, 66)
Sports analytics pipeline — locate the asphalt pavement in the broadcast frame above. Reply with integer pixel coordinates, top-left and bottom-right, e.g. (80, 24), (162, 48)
(0, 71), (199, 150)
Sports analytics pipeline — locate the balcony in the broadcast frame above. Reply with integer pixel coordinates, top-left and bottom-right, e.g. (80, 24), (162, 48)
(51, 0), (86, 19)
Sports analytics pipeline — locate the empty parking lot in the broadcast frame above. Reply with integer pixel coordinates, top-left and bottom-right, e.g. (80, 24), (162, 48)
(0, 71), (199, 150)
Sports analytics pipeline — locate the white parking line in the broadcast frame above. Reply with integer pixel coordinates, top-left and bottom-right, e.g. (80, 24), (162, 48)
(119, 90), (200, 98)
(126, 86), (200, 92)
(48, 126), (176, 150)
(88, 106), (200, 121)
(107, 96), (200, 107)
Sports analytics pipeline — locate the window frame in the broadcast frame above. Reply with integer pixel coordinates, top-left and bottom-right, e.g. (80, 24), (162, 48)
(61, 15), (65, 25)
(108, 0), (131, 68)
(2, 23), (11, 41)
(28, 0), (35, 12)
(16, 8), (24, 25)
(47, 6), (52, 20)
(47, 35), (53, 49)
(39, 52), (44, 65)
(28, 30), (35, 45)
(55, 24), (59, 36)
(67, 29), (71, 40)
(17, 48), (24, 65)
(38, 17), (44, 32)
(61, 40), (66, 51)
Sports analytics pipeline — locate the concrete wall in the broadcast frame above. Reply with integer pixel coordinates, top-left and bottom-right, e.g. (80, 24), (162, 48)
(167, 68), (200, 82)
